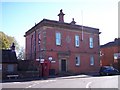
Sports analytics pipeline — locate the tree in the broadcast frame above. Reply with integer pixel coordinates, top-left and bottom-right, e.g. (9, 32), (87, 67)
(0, 31), (9, 49)
(17, 47), (25, 60)
(0, 31), (20, 51)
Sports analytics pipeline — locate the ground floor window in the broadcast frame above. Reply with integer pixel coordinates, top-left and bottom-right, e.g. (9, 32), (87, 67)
(7, 64), (14, 72)
(90, 56), (94, 66)
(75, 56), (80, 66)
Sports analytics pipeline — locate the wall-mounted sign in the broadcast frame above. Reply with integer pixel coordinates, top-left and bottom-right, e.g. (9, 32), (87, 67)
(36, 59), (40, 61)
(48, 57), (53, 61)
(40, 59), (45, 63)
(51, 61), (56, 63)
(66, 35), (71, 43)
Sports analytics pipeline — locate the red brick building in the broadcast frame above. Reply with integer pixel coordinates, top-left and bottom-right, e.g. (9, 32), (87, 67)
(100, 38), (120, 70)
(25, 10), (100, 75)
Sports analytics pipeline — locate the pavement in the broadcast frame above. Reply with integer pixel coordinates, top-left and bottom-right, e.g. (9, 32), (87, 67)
(56, 73), (99, 79)
(2, 73), (99, 83)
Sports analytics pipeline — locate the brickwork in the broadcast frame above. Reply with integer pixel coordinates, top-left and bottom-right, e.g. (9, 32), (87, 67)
(101, 46), (120, 67)
(25, 10), (100, 75)
(100, 38), (120, 70)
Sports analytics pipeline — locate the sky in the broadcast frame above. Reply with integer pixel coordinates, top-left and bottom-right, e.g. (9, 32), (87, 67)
(1, 0), (119, 48)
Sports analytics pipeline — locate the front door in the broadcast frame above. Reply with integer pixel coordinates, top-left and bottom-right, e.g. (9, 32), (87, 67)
(61, 59), (67, 72)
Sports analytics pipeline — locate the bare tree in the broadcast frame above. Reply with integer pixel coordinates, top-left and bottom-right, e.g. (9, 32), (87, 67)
(17, 47), (25, 60)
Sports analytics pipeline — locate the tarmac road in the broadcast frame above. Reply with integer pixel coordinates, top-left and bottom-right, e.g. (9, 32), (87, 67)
(1, 74), (119, 89)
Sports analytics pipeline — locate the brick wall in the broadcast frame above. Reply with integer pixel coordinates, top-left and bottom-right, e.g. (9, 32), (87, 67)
(25, 25), (100, 74)
(101, 46), (120, 67)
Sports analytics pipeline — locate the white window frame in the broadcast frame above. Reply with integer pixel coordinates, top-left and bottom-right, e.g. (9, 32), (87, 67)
(75, 56), (80, 66)
(56, 32), (61, 45)
(90, 56), (94, 66)
(75, 35), (80, 47)
(89, 37), (93, 48)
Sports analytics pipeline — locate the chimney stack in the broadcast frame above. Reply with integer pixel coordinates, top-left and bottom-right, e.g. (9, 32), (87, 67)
(11, 43), (15, 52)
(58, 9), (65, 22)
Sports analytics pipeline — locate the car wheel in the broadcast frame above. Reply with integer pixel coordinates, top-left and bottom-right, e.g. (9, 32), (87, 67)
(106, 73), (109, 76)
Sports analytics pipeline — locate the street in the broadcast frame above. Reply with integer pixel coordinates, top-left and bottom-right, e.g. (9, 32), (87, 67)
(1, 75), (119, 88)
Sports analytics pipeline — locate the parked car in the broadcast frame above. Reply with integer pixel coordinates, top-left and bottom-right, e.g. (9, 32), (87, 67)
(99, 66), (119, 76)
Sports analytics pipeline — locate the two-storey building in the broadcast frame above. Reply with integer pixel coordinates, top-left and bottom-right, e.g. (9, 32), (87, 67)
(25, 9), (100, 75)
(100, 38), (120, 71)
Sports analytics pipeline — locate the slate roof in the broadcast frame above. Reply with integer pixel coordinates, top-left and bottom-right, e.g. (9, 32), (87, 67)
(25, 19), (100, 37)
(100, 38), (120, 48)
(1, 49), (18, 63)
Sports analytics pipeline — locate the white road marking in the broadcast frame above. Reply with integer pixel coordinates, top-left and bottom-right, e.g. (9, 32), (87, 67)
(26, 80), (56, 88)
(41, 80), (56, 83)
(26, 84), (37, 88)
(26, 86), (32, 88)
(86, 81), (92, 88)
(12, 82), (21, 84)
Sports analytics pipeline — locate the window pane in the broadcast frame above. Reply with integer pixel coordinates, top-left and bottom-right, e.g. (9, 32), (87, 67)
(76, 56), (80, 66)
(89, 37), (93, 48)
(75, 35), (79, 47)
(7, 64), (14, 72)
(56, 32), (61, 45)
(90, 56), (94, 66)
(38, 33), (41, 45)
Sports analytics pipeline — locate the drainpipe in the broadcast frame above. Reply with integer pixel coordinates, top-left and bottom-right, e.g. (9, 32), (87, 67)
(34, 23), (37, 60)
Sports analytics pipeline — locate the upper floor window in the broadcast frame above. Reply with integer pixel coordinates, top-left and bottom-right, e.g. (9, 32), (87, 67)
(75, 35), (80, 47)
(38, 33), (41, 45)
(56, 32), (61, 45)
(75, 56), (80, 66)
(90, 56), (94, 66)
(89, 37), (93, 48)
(31, 35), (33, 50)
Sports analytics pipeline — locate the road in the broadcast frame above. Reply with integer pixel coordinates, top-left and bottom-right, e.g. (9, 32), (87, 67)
(1, 75), (119, 88)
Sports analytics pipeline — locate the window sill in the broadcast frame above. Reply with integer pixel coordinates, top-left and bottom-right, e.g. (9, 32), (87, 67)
(56, 44), (62, 46)
(75, 46), (80, 48)
(90, 65), (94, 66)
(75, 65), (80, 67)
(89, 47), (94, 49)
